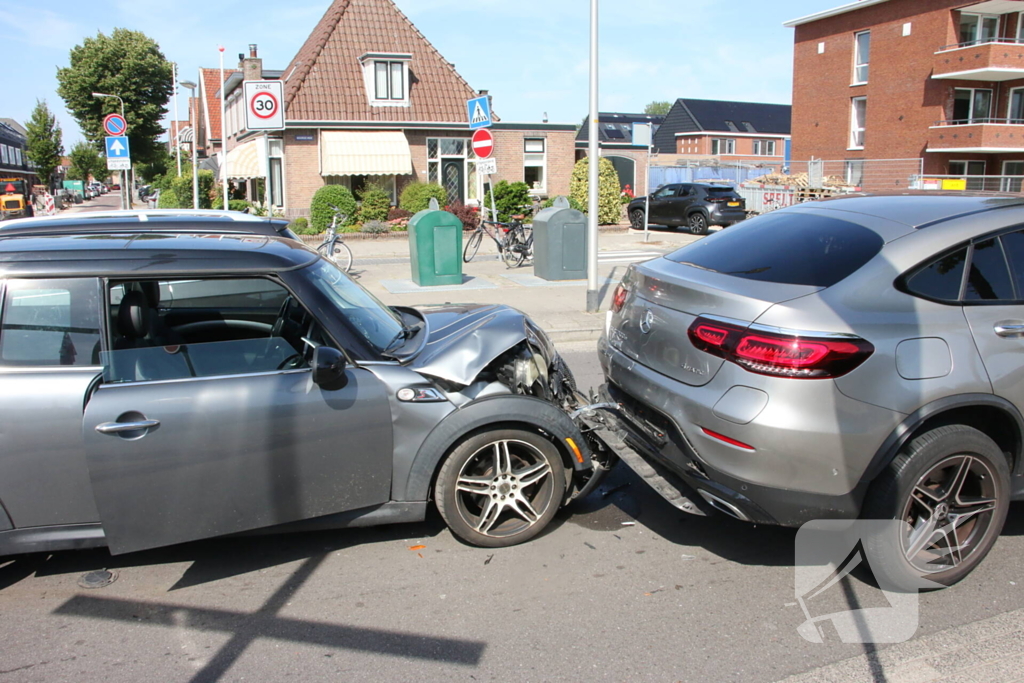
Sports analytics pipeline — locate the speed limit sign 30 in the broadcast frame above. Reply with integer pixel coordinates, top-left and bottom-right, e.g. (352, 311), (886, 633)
(244, 81), (285, 130)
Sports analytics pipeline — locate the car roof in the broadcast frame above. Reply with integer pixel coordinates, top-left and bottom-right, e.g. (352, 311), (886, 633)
(806, 192), (1024, 229)
(0, 232), (318, 278)
(0, 210), (292, 238)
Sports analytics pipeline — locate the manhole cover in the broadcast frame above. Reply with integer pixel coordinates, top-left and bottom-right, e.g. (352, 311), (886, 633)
(78, 569), (118, 589)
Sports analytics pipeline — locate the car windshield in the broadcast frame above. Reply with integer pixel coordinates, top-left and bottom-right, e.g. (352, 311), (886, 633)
(303, 258), (404, 353)
(705, 187), (737, 195)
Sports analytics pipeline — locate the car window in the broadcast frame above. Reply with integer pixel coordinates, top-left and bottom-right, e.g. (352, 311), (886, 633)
(677, 186), (691, 197)
(998, 229), (1024, 298)
(706, 187), (737, 196)
(0, 278), (102, 367)
(965, 238), (1014, 301)
(102, 278), (326, 384)
(652, 185), (678, 199)
(303, 259), (404, 353)
(904, 247), (968, 302)
(666, 211), (884, 287)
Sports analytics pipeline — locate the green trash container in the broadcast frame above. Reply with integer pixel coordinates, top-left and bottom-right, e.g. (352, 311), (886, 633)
(408, 209), (464, 286)
(532, 206), (588, 280)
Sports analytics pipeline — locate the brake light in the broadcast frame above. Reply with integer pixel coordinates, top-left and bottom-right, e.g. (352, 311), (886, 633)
(687, 317), (873, 379)
(612, 283), (628, 313)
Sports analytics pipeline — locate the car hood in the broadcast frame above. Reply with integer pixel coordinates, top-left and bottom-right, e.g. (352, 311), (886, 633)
(407, 303), (553, 385)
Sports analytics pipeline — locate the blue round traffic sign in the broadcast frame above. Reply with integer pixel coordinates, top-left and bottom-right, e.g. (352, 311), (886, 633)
(103, 113), (127, 136)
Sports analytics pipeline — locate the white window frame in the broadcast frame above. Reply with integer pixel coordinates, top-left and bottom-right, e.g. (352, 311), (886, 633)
(523, 138), (546, 194)
(14, 148), (22, 167)
(850, 97), (867, 150)
(426, 137), (478, 204)
(954, 87), (994, 124)
(950, 160), (986, 175)
(360, 53), (411, 108)
(844, 159), (864, 186)
(1009, 87), (1024, 122)
(959, 13), (1000, 46)
(752, 139), (776, 156)
(710, 138), (735, 155)
(853, 31), (870, 85)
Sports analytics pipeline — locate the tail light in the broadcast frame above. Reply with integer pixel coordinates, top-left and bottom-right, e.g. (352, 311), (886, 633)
(611, 283), (629, 313)
(687, 317), (873, 379)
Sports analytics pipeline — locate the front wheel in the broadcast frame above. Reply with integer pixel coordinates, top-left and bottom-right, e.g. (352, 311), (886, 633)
(862, 425), (1010, 591)
(501, 231), (527, 268)
(463, 229), (483, 263)
(318, 241), (354, 272)
(687, 212), (708, 235)
(630, 208), (645, 230)
(435, 429), (566, 547)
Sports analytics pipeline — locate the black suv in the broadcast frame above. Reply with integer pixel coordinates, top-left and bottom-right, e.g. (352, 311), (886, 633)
(628, 183), (746, 235)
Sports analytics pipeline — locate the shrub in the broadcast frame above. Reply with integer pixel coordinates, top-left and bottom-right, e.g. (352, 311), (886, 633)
(360, 219), (390, 235)
(357, 184), (392, 223)
(288, 217), (320, 235)
(387, 207), (413, 221)
(570, 157), (622, 225)
(170, 169), (215, 209)
(448, 201), (480, 229)
(310, 185), (357, 233)
(484, 180), (532, 222)
(157, 188), (178, 208)
(541, 195), (585, 212)
(399, 182), (447, 213)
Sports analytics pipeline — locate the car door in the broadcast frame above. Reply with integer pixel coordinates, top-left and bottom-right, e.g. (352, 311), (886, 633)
(82, 276), (395, 555)
(961, 232), (1024, 412)
(648, 184), (681, 224)
(661, 184), (695, 226)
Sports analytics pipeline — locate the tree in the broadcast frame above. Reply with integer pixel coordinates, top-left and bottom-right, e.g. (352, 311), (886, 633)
(66, 141), (104, 182)
(24, 100), (64, 190)
(644, 101), (672, 116)
(56, 29), (173, 167)
(570, 157), (622, 225)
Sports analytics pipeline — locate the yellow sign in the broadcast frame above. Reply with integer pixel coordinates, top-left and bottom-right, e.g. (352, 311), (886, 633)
(941, 179), (967, 191)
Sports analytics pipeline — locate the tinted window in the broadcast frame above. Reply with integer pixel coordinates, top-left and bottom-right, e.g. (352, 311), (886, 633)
(965, 238), (1014, 301)
(665, 211), (884, 287)
(905, 247), (967, 301)
(705, 187), (738, 196)
(999, 229), (1024, 296)
(0, 278), (101, 366)
(652, 185), (678, 199)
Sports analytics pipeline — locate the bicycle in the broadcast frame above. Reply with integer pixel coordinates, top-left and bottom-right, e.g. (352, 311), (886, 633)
(317, 205), (354, 272)
(463, 213), (532, 268)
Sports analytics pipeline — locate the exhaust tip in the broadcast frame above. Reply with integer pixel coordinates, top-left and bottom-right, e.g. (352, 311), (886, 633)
(696, 490), (749, 521)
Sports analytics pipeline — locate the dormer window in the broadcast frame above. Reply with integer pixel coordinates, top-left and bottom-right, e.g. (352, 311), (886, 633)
(360, 52), (412, 107)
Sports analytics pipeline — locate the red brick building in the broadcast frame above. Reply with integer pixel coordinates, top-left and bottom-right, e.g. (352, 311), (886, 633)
(220, 0), (575, 218)
(786, 0), (1024, 190)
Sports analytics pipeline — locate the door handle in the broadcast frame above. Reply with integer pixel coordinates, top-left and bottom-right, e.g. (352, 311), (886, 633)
(994, 323), (1024, 338)
(95, 419), (161, 435)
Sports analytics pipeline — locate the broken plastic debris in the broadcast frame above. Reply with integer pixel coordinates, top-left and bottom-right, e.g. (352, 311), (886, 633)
(484, 554), (494, 565)
(621, 521), (636, 526)
(680, 554), (695, 561)
(408, 544), (426, 551)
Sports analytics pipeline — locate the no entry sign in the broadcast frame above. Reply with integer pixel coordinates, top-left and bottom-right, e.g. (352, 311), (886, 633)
(244, 81), (285, 130)
(471, 128), (494, 159)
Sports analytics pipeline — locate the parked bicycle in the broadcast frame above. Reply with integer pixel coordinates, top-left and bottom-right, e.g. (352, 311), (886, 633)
(317, 205), (354, 272)
(463, 213), (533, 268)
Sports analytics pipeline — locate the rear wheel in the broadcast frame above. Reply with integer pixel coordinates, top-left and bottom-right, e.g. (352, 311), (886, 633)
(463, 229), (483, 263)
(318, 241), (353, 272)
(630, 208), (645, 230)
(862, 425), (1010, 591)
(436, 429), (566, 547)
(501, 230), (527, 268)
(687, 212), (708, 235)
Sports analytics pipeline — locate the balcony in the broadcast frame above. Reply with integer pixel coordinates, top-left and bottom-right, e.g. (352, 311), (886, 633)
(933, 39), (1024, 81)
(927, 119), (1024, 152)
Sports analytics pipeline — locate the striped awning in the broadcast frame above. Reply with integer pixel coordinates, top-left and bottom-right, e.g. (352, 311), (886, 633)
(320, 131), (412, 176)
(223, 139), (265, 180)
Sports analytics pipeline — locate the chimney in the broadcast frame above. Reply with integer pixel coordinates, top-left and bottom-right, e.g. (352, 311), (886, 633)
(242, 43), (262, 82)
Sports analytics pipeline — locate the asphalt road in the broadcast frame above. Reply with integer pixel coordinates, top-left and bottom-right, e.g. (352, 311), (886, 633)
(1, 340), (1022, 682)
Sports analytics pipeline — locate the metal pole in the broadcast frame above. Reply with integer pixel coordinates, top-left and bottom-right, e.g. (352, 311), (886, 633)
(264, 134), (271, 210)
(644, 137), (651, 243)
(173, 63), (182, 177)
(192, 123), (199, 209)
(220, 47), (229, 210)
(585, 0), (600, 313)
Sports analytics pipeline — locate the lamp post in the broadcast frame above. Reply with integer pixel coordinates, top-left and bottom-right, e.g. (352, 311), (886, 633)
(585, 0), (600, 313)
(172, 64), (182, 177)
(219, 46), (229, 211)
(180, 80), (200, 209)
(92, 91), (128, 210)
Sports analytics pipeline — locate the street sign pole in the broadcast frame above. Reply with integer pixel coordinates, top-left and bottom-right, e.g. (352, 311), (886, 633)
(244, 81), (286, 214)
(467, 98), (495, 219)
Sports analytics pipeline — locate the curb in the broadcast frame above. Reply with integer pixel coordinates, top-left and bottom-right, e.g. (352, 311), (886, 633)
(545, 327), (604, 344)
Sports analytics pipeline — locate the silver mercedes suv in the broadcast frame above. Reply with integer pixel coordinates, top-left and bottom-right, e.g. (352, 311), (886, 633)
(590, 193), (1024, 589)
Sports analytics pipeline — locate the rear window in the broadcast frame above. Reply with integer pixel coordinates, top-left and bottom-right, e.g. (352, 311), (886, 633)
(665, 211), (884, 287)
(705, 187), (737, 195)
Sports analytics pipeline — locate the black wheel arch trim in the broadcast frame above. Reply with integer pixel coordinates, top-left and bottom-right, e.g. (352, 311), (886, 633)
(861, 393), (1024, 488)
(399, 395), (593, 502)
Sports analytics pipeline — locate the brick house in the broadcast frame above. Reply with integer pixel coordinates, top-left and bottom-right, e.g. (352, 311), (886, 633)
(221, 0), (576, 218)
(575, 112), (664, 196)
(785, 0), (1024, 190)
(651, 98), (791, 169)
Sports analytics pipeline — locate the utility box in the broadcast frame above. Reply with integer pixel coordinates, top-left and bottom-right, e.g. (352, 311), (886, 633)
(408, 209), (464, 286)
(532, 206), (588, 280)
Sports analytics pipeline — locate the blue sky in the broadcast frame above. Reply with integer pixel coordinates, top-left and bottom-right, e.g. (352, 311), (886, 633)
(1, 0), (835, 146)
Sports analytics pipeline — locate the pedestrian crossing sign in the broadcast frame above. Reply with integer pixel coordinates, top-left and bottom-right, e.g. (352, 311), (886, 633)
(467, 96), (492, 129)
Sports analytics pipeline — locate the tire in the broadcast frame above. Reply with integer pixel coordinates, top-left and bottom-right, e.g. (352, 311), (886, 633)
(318, 241), (353, 272)
(687, 212), (708, 235)
(501, 230), (527, 268)
(463, 229), (483, 263)
(862, 425), (1010, 591)
(630, 208), (645, 230)
(435, 429), (567, 548)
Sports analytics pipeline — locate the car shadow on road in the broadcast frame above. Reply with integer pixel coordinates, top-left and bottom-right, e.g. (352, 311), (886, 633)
(0, 517), (447, 593)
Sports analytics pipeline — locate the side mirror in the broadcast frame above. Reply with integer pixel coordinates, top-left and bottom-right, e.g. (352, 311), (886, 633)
(312, 346), (348, 390)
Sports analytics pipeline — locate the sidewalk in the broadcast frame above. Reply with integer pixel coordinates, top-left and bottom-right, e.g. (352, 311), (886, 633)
(343, 227), (702, 343)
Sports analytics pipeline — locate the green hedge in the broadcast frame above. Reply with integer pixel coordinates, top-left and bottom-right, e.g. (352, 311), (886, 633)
(157, 188), (178, 208)
(484, 180), (532, 222)
(399, 182), (447, 213)
(310, 185), (357, 233)
(570, 157), (621, 225)
(357, 184), (392, 223)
